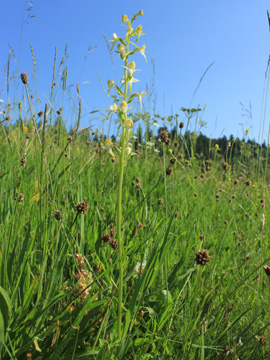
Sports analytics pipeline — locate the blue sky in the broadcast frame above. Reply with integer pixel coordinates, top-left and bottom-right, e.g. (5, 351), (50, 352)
(1, 0), (270, 142)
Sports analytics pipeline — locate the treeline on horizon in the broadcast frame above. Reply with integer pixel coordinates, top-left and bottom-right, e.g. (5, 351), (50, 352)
(3, 116), (268, 164)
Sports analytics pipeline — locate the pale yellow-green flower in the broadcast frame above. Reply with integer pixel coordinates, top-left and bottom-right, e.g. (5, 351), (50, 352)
(124, 118), (133, 129)
(110, 33), (119, 45)
(106, 79), (115, 96)
(137, 91), (147, 110)
(122, 76), (139, 93)
(117, 44), (125, 54)
(103, 138), (114, 157)
(122, 14), (129, 23)
(139, 45), (147, 62)
(110, 103), (118, 112)
(135, 24), (145, 41)
(119, 100), (128, 113)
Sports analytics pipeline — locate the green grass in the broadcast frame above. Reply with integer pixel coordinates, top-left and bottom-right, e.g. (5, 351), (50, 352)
(1, 10), (270, 360)
(0, 120), (270, 359)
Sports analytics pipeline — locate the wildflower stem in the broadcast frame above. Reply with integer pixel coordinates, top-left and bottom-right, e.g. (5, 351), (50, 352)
(117, 38), (129, 341)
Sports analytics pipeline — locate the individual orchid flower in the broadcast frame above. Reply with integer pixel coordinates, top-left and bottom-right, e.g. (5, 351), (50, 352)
(110, 103), (118, 112)
(106, 79), (115, 96)
(137, 91), (147, 110)
(139, 45), (147, 62)
(123, 76), (139, 93)
(103, 138), (115, 157)
(135, 25), (145, 41)
(110, 33), (120, 50)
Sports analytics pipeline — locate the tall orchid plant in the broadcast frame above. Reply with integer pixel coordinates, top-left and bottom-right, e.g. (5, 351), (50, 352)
(106, 10), (147, 339)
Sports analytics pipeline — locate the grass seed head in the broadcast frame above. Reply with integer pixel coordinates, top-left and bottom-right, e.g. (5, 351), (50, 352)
(20, 72), (28, 85)
(159, 131), (169, 143)
(195, 249), (211, 266)
(263, 265), (270, 276)
(54, 210), (62, 221)
(166, 167), (173, 176)
(102, 233), (111, 243)
(110, 239), (118, 250)
(75, 201), (90, 215)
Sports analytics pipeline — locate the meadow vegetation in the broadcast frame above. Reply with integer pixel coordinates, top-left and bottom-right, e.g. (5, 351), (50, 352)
(1, 10), (270, 360)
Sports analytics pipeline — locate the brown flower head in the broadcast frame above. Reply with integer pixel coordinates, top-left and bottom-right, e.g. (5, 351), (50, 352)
(54, 210), (62, 221)
(223, 162), (229, 170)
(21, 154), (26, 167)
(67, 135), (72, 142)
(179, 121), (184, 129)
(102, 233), (111, 243)
(246, 179), (252, 186)
(263, 265), (270, 276)
(159, 131), (169, 143)
(75, 201), (90, 215)
(166, 167), (173, 176)
(158, 198), (163, 205)
(109, 228), (116, 237)
(170, 157), (176, 165)
(110, 239), (118, 250)
(195, 249), (211, 266)
(38, 111), (44, 118)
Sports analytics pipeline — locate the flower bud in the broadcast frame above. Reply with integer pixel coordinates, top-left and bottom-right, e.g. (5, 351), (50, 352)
(119, 100), (128, 113)
(107, 79), (114, 88)
(128, 61), (136, 70)
(117, 44), (125, 54)
(136, 24), (143, 37)
(122, 14), (129, 23)
(124, 118), (133, 129)
(138, 10), (143, 16)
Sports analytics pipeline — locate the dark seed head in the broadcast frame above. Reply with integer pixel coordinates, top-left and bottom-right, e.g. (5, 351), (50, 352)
(166, 168), (173, 176)
(102, 233), (111, 243)
(195, 249), (211, 266)
(54, 210), (62, 221)
(20, 72), (28, 85)
(75, 201), (90, 215)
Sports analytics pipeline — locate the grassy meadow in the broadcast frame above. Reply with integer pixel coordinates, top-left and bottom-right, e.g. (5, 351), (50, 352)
(1, 10), (270, 360)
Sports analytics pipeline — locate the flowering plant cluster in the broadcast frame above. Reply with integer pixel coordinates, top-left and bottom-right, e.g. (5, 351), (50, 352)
(104, 10), (147, 161)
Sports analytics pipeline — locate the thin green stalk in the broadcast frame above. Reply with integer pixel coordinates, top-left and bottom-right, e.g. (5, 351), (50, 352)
(117, 39), (129, 341)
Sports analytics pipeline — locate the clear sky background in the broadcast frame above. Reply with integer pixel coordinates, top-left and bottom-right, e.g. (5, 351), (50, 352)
(1, 0), (270, 143)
